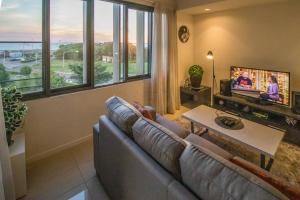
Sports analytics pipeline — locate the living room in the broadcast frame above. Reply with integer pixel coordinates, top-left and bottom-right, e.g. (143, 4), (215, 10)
(0, 0), (300, 200)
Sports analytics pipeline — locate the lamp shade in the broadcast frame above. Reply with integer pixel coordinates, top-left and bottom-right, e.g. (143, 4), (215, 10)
(207, 51), (214, 60)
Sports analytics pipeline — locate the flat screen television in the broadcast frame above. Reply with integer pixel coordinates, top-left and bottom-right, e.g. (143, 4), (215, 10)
(230, 66), (290, 106)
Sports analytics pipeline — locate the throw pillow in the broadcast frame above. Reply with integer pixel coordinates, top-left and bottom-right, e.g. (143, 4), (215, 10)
(133, 102), (154, 121)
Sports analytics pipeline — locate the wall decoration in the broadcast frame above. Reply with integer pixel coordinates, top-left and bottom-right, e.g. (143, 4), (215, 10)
(178, 25), (190, 43)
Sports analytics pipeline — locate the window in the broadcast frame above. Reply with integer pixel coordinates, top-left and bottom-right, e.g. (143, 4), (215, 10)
(128, 9), (151, 77)
(50, 0), (88, 89)
(94, 1), (124, 86)
(0, 0), (43, 94)
(0, 0), (153, 99)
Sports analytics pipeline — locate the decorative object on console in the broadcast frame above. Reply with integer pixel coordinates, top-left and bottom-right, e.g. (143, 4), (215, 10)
(1, 87), (28, 146)
(178, 25), (190, 43)
(292, 91), (300, 114)
(215, 111), (244, 130)
(220, 79), (232, 96)
(206, 51), (216, 106)
(285, 117), (297, 127)
(188, 65), (204, 90)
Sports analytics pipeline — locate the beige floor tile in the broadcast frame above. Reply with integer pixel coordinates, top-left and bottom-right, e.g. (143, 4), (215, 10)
(26, 150), (85, 200)
(77, 159), (96, 182)
(55, 184), (90, 200)
(86, 176), (110, 200)
(71, 139), (93, 163)
(24, 137), (110, 200)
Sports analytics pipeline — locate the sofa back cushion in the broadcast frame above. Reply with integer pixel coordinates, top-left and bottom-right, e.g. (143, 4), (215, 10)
(106, 96), (142, 137)
(180, 144), (289, 200)
(132, 117), (186, 180)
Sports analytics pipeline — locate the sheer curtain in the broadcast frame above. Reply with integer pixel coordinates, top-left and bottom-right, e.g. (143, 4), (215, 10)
(0, 91), (15, 200)
(150, 3), (180, 115)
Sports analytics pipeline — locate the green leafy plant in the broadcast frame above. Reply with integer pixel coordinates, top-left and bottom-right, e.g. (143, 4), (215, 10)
(188, 65), (204, 78)
(1, 86), (28, 146)
(188, 65), (204, 88)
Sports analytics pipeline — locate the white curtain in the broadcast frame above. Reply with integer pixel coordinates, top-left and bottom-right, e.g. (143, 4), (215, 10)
(150, 3), (180, 115)
(0, 91), (15, 200)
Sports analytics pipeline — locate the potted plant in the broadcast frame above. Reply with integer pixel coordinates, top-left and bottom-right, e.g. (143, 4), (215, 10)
(1, 87), (28, 146)
(189, 65), (204, 89)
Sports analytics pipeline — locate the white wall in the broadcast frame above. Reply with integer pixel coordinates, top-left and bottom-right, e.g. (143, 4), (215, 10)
(23, 80), (150, 162)
(177, 12), (195, 86)
(178, 1), (300, 95)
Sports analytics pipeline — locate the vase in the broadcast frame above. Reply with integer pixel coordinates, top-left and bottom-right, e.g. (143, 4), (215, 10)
(190, 75), (202, 89)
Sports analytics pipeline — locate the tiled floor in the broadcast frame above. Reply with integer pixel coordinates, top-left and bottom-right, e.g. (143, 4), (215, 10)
(22, 139), (110, 200)
(21, 106), (190, 200)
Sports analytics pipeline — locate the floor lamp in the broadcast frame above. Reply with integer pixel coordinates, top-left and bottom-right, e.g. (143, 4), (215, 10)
(207, 51), (215, 106)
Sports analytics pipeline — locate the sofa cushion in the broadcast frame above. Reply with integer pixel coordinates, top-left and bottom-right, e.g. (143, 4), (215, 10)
(185, 134), (233, 160)
(180, 144), (289, 200)
(231, 156), (300, 200)
(132, 117), (186, 180)
(106, 96), (142, 137)
(156, 115), (190, 139)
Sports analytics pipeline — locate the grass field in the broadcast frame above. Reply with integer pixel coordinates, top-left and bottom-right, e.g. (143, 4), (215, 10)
(4, 58), (149, 93)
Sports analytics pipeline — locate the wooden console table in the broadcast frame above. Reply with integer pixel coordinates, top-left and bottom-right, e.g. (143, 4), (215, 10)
(180, 86), (211, 108)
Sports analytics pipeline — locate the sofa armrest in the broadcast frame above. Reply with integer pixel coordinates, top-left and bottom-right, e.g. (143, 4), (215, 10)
(185, 134), (233, 160)
(231, 156), (300, 200)
(156, 115), (190, 139)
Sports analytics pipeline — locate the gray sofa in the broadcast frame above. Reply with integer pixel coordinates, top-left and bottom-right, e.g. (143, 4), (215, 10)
(93, 96), (290, 200)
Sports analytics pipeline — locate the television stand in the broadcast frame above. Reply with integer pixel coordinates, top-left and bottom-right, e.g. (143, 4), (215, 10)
(246, 97), (274, 106)
(214, 93), (300, 146)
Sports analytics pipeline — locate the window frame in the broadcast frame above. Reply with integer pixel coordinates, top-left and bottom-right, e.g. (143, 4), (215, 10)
(19, 0), (153, 101)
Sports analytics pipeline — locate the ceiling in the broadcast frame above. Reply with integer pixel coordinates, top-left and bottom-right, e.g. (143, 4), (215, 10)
(177, 0), (292, 15)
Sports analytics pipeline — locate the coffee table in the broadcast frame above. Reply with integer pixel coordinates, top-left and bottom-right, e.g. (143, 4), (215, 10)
(182, 105), (285, 171)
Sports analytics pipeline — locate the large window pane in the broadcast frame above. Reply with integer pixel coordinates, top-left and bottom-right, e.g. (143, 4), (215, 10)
(94, 0), (124, 86)
(0, 0), (43, 94)
(50, 0), (87, 89)
(128, 9), (150, 77)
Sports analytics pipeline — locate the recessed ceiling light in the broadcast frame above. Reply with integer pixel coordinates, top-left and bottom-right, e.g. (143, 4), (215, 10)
(205, 8), (211, 11)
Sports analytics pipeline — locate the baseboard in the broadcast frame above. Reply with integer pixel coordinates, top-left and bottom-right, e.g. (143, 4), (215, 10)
(26, 134), (93, 165)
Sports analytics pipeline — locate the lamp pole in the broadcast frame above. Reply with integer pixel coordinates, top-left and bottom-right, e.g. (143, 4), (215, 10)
(207, 51), (215, 107)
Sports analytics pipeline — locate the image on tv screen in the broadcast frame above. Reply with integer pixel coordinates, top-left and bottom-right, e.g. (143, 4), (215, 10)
(230, 67), (290, 106)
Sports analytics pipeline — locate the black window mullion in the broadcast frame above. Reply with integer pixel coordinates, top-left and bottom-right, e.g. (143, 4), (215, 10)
(124, 6), (129, 81)
(148, 11), (153, 76)
(88, 0), (94, 88)
(43, 0), (51, 96)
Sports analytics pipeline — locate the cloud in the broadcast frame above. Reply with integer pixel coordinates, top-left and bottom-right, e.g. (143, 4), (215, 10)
(0, 2), (20, 10)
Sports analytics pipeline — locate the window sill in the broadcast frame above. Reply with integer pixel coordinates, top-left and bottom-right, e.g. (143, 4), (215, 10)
(23, 76), (151, 101)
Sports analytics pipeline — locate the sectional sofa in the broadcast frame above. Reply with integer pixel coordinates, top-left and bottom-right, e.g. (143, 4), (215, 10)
(93, 96), (298, 200)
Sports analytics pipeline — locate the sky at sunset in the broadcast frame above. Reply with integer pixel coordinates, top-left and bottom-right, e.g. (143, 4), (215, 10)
(0, 0), (144, 43)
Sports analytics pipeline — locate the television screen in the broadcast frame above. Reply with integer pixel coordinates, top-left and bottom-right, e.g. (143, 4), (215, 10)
(230, 66), (290, 106)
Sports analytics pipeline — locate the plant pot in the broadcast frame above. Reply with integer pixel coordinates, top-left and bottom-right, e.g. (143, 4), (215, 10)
(190, 75), (202, 89)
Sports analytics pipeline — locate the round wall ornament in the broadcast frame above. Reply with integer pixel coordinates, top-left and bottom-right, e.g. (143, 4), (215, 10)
(178, 25), (190, 43)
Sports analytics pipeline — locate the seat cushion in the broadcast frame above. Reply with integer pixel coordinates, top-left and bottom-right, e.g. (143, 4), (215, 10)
(105, 96), (142, 137)
(156, 115), (190, 139)
(132, 117), (186, 180)
(185, 134), (233, 160)
(180, 144), (288, 200)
